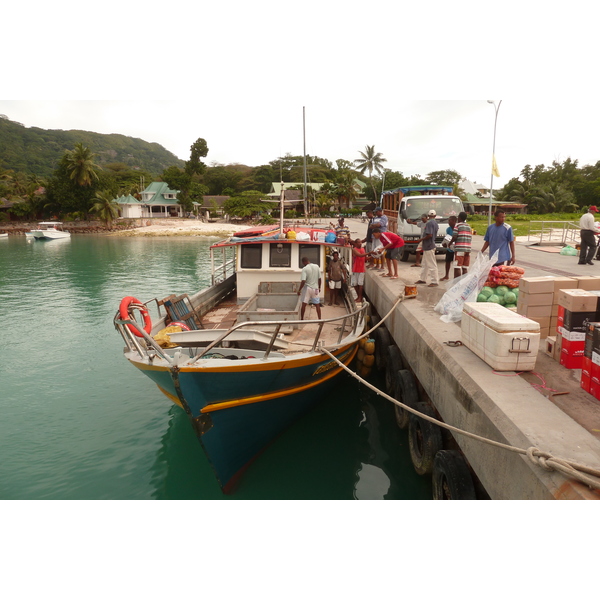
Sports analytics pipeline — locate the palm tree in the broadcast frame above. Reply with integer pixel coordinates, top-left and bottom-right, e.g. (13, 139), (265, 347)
(65, 143), (100, 187)
(92, 190), (120, 227)
(354, 145), (387, 204)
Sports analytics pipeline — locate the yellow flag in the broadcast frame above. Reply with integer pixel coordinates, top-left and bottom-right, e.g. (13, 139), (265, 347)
(492, 155), (500, 178)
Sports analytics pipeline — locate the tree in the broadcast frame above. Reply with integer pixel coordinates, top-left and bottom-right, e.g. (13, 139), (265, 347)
(426, 169), (463, 187)
(91, 190), (120, 227)
(64, 143), (100, 186)
(354, 145), (387, 203)
(223, 191), (270, 220)
(185, 138), (208, 176)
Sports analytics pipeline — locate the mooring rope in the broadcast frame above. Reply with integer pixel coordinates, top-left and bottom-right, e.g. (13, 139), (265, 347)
(320, 346), (600, 491)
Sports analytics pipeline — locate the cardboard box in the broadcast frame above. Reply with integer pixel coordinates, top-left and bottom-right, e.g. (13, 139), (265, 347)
(516, 292), (554, 307)
(530, 316), (551, 330)
(560, 339), (584, 369)
(581, 354), (592, 393)
(546, 276), (578, 294)
(545, 336), (556, 357)
(556, 289), (598, 312)
(555, 333), (563, 361)
(562, 310), (598, 333)
(519, 277), (556, 295)
(550, 315), (558, 331)
(551, 304), (559, 317)
(519, 304), (552, 319)
(575, 276), (600, 291)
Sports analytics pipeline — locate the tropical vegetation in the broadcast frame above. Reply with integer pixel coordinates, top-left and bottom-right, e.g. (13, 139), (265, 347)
(3, 112), (600, 224)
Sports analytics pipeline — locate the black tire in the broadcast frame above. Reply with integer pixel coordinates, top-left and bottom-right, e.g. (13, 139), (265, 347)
(432, 450), (477, 500)
(373, 327), (392, 372)
(400, 249), (410, 262)
(408, 402), (443, 476)
(385, 345), (403, 394)
(393, 369), (419, 429)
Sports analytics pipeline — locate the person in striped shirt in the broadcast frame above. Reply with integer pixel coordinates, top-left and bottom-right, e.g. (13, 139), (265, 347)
(450, 211), (472, 278)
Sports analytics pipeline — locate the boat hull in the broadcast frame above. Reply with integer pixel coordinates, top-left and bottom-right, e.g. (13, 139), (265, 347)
(31, 230), (71, 240)
(129, 343), (358, 490)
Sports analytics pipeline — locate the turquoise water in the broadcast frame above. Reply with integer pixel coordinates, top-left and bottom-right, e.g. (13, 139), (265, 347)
(0, 234), (431, 499)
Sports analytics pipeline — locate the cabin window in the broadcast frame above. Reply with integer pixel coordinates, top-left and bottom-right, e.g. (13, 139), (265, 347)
(240, 244), (262, 269)
(298, 244), (320, 268)
(269, 243), (291, 267)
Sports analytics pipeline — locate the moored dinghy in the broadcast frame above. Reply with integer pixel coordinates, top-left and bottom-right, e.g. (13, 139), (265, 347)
(114, 223), (367, 492)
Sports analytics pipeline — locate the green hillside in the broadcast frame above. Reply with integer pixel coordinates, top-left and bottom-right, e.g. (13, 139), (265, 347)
(0, 115), (184, 177)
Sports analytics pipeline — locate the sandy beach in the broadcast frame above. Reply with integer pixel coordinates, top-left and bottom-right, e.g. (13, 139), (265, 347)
(109, 218), (252, 237)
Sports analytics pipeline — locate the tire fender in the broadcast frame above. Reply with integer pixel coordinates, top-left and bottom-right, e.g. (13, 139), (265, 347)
(432, 450), (477, 500)
(408, 402), (443, 475)
(393, 369), (420, 430)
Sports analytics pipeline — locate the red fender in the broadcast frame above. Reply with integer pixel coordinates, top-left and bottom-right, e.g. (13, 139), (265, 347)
(119, 296), (152, 337)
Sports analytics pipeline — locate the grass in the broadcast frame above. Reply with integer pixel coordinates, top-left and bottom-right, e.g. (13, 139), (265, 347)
(469, 213), (581, 237)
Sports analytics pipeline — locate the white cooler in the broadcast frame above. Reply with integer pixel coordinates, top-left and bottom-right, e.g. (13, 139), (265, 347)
(461, 302), (540, 371)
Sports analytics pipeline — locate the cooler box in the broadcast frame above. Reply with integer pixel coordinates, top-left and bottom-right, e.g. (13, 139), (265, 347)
(462, 302), (540, 371)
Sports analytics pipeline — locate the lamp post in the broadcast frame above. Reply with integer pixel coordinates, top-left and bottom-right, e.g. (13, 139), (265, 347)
(487, 100), (502, 226)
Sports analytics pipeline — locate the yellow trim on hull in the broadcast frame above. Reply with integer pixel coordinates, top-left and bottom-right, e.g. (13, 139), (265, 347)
(200, 345), (358, 413)
(156, 385), (183, 407)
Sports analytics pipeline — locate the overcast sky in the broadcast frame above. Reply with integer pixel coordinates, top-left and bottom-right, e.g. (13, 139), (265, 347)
(4, 2), (600, 193)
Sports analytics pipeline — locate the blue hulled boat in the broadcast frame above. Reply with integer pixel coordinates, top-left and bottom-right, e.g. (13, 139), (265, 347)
(114, 223), (367, 492)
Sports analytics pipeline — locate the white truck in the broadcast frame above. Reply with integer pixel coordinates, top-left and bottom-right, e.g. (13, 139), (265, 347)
(380, 185), (466, 262)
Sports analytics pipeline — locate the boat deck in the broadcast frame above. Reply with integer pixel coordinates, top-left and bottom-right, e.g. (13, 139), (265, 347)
(201, 292), (357, 353)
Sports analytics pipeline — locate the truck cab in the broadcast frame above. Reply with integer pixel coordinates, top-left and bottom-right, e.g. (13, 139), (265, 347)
(381, 186), (464, 262)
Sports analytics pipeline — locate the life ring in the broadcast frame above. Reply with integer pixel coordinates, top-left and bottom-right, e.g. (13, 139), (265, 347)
(408, 402), (443, 475)
(119, 296), (152, 337)
(169, 321), (191, 331)
(432, 450), (477, 500)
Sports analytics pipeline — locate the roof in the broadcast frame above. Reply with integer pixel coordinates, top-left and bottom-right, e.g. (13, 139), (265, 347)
(114, 194), (140, 205)
(141, 182), (180, 205)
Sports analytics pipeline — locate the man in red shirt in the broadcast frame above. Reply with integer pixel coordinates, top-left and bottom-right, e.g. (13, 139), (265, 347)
(370, 228), (404, 279)
(351, 238), (366, 302)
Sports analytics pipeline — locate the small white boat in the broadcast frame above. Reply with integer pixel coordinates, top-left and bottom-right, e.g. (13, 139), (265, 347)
(0, 233), (8, 238)
(30, 222), (71, 240)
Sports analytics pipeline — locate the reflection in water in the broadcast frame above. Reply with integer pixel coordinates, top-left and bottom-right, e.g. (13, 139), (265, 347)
(354, 463), (391, 500)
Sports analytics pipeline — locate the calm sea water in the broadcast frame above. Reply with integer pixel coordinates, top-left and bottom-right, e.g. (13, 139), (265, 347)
(0, 234), (431, 500)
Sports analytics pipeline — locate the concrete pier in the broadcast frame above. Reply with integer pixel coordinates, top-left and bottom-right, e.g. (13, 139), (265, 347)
(342, 217), (600, 499)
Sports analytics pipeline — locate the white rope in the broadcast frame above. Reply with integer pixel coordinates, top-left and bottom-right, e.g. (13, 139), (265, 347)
(320, 347), (600, 491)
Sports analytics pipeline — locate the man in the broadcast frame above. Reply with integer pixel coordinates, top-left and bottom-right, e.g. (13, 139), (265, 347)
(298, 256), (322, 319)
(450, 211), (472, 278)
(415, 209), (439, 287)
(407, 214), (428, 268)
(441, 215), (457, 281)
(578, 205), (599, 265)
(481, 210), (515, 266)
(362, 209), (375, 268)
(351, 238), (366, 303)
(370, 228), (404, 279)
(369, 207), (388, 270)
(326, 251), (346, 306)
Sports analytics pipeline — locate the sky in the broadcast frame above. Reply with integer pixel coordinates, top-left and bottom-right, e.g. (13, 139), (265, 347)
(4, 2), (600, 192)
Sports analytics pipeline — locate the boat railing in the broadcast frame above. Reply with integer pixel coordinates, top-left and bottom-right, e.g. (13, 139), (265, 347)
(211, 245), (236, 285)
(188, 302), (369, 362)
(114, 301), (369, 364)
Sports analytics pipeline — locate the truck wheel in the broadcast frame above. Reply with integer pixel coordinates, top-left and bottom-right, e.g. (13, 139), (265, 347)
(394, 369), (419, 429)
(408, 402), (443, 475)
(400, 249), (410, 262)
(432, 450), (477, 500)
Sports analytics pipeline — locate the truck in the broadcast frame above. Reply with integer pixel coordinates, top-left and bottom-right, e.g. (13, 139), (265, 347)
(380, 185), (465, 262)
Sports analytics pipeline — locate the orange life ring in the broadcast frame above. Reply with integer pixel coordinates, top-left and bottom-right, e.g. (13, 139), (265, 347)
(119, 296), (152, 337)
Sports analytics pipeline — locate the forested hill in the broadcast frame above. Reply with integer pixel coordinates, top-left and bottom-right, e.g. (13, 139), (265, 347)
(0, 115), (185, 177)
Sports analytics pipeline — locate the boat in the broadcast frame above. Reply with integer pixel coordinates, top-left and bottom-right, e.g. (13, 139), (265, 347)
(30, 222), (71, 240)
(0, 233), (8, 238)
(114, 221), (367, 492)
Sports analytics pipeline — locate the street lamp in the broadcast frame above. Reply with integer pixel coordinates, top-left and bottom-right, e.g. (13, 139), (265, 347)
(487, 100), (502, 226)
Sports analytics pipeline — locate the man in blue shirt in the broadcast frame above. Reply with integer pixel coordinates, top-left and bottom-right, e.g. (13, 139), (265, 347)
(481, 210), (515, 266)
(415, 209), (440, 286)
